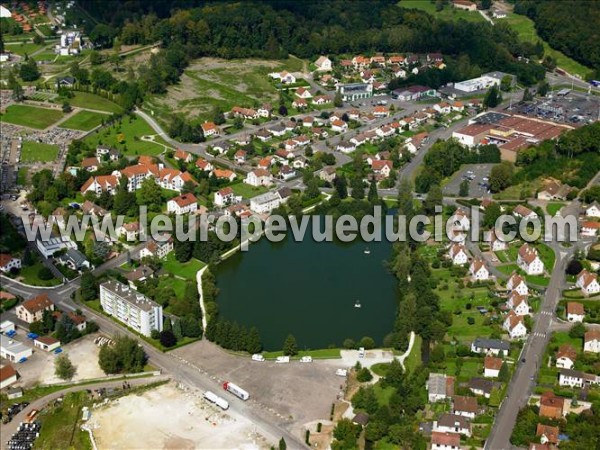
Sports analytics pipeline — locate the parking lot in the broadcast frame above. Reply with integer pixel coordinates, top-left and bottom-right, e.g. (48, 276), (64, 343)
(443, 163), (495, 198)
(512, 90), (600, 126)
(173, 340), (349, 436)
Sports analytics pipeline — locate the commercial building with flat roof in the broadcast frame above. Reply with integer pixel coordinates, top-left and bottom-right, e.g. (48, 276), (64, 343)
(0, 335), (32, 362)
(99, 280), (163, 337)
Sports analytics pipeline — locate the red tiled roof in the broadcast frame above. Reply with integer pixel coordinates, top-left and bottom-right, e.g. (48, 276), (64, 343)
(21, 294), (53, 314)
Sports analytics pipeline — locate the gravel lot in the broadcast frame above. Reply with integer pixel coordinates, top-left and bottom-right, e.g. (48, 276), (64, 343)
(443, 163), (496, 198)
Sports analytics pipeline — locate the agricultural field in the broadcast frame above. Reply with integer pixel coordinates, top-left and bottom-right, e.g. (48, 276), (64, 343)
(144, 57), (305, 125)
(60, 110), (108, 131)
(83, 114), (167, 157)
(20, 141), (60, 162)
(67, 92), (124, 114)
(1, 104), (64, 129)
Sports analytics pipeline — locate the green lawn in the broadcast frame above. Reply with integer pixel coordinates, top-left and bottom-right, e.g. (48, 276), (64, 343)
(68, 92), (124, 114)
(497, 263), (519, 275)
(162, 252), (206, 280)
(262, 348), (341, 359)
(17, 167), (28, 185)
(546, 202), (565, 216)
(399, 0), (485, 22)
(1, 104), (64, 129)
(83, 115), (166, 157)
(535, 243), (556, 270)
(20, 141), (60, 163)
(4, 41), (47, 56)
(18, 262), (61, 286)
(525, 274), (549, 287)
(35, 391), (92, 450)
(373, 383), (396, 407)
(228, 182), (269, 199)
(158, 276), (187, 299)
(503, 13), (592, 79)
(404, 334), (423, 373)
(60, 110), (108, 131)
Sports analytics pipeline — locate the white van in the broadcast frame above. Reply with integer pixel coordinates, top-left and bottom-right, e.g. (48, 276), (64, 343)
(276, 356), (290, 363)
(358, 347), (365, 358)
(300, 356), (312, 363)
(251, 354), (265, 362)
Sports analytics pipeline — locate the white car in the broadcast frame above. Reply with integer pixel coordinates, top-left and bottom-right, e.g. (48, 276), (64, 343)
(251, 354), (265, 362)
(300, 356), (312, 363)
(276, 356), (290, 363)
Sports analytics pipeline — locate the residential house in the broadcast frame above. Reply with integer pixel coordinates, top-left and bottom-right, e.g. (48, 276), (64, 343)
(57, 248), (91, 271)
(469, 259), (489, 281)
(195, 158), (214, 173)
(581, 221), (600, 237)
(536, 424), (559, 447)
(16, 294), (55, 323)
(452, 396), (479, 419)
(124, 265), (155, 288)
(279, 165), (296, 180)
(404, 132), (428, 153)
(231, 106), (258, 119)
(257, 104), (272, 118)
(258, 156), (274, 170)
(234, 150), (247, 164)
(558, 368), (600, 388)
(277, 71), (296, 84)
(431, 431), (461, 450)
(201, 121), (220, 137)
(139, 238), (174, 260)
(312, 95), (331, 105)
(167, 193), (198, 215)
(434, 102), (452, 114)
(337, 141), (356, 153)
(375, 125), (394, 138)
(506, 272), (529, 296)
(450, 209), (470, 231)
(292, 98), (308, 109)
(471, 338), (510, 357)
(245, 169), (273, 187)
(80, 175), (119, 196)
(330, 120), (348, 133)
(373, 106), (390, 118)
(295, 87), (312, 99)
(576, 270), (600, 296)
(584, 330), (600, 353)
(371, 160), (393, 179)
(427, 373), (454, 402)
(468, 377), (497, 398)
(555, 344), (577, 369)
(507, 292), (530, 316)
(484, 356), (502, 378)
(0, 254), (21, 273)
(584, 201), (600, 218)
(36, 235), (77, 258)
(117, 222), (139, 241)
(213, 169), (236, 182)
(174, 149), (193, 163)
(96, 145), (120, 161)
(434, 414), (471, 437)
(517, 243), (544, 275)
(212, 141), (232, 154)
(0, 364), (17, 389)
(504, 311), (528, 339)
(453, 0), (477, 11)
(566, 302), (585, 322)
(448, 243), (469, 265)
(319, 167), (337, 184)
(537, 180), (571, 201)
(451, 101), (465, 112)
(250, 191), (283, 214)
(214, 187), (241, 208)
(513, 205), (538, 220)
(487, 230), (508, 252)
(292, 157), (307, 169)
(81, 156), (100, 172)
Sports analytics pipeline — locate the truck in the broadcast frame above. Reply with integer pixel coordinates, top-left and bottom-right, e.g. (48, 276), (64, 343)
(222, 381), (249, 401)
(275, 356), (290, 363)
(204, 391), (229, 410)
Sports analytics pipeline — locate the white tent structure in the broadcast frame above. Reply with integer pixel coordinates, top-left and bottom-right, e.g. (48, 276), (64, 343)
(0, 5), (12, 18)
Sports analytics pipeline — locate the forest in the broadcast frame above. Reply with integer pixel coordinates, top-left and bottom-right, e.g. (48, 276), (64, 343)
(515, 0), (600, 77)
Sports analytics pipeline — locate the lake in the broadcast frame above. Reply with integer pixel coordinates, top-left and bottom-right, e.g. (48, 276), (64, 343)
(213, 229), (398, 351)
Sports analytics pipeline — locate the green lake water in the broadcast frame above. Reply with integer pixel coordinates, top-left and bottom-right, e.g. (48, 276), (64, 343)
(213, 230), (398, 350)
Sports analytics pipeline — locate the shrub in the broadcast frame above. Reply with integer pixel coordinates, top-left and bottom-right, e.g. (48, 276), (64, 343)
(467, 317), (475, 325)
(356, 367), (373, 382)
(38, 267), (54, 280)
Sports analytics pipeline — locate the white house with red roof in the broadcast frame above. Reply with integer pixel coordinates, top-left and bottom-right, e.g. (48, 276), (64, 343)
(80, 175), (119, 196)
(566, 302), (585, 322)
(314, 56), (332, 71)
(195, 158), (214, 173)
(448, 243), (469, 265)
(555, 344), (577, 369)
(469, 259), (489, 281)
(450, 209), (470, 231)
(294, 87), (312, 99)
(507, 292), (530, 316)
(581, 221), (600, 237)
(81, 156), (101, 172)
(116, 222), (140, 241)
(431, 431), (461, 450)
(201, 121), (220, 137)
(576, 270), (600, 296)
(503, 311), (528, 339)
(0, 254), (21, 273)
(584, 330), (600, 353)
(484, 356), (502, 378)
(506, 272), (529, 296)
(245, 169), (273, 187)
(371, 160), (393, 178)
(213, 169), (236, 182)
(585, 201), (600, 218)
(174, 149), (193, 163)
(214, 187), (241, 208)
(513, 204), (538, 220)
(517, 244), (544, 275)
(167, 193), (198, 215)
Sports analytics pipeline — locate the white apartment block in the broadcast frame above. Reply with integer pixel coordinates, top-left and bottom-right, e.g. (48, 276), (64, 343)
(99, 280), (163, 337)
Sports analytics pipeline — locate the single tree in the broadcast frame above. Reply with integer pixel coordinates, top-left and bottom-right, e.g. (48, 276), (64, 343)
(459, 179), (469, 197)
(282, 334), (297, 356)
(498, 362), (510, 382)
(55, 354), (77, 380)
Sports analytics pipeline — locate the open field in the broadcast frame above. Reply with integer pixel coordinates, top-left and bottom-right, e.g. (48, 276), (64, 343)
(503, 13), (592, 79)
(60, 110), (107, 131)
(228, 181), (269, 199)
(162, 253), (206, 280)
(91, 383), (273, 449)
(17, 261), (61, 286)
(400, 0), (485, 22)
(20, 141), (59, 162)
(67, 92), (124, 114)
(145, 57), (304, 124)
(83, 115), (166, 156)
(1, 104), (64, 129)
(4, 41), (47, 56)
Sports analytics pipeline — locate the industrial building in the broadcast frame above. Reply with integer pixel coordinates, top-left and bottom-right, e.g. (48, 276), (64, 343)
(453, 72), (513, 93)
(0, 335), (33, 363)
(336, 83), (373, 102)
(99, 280), (163, 337)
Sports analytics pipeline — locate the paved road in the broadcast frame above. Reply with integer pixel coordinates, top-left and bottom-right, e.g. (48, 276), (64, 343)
(0, 375), (169, 448)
